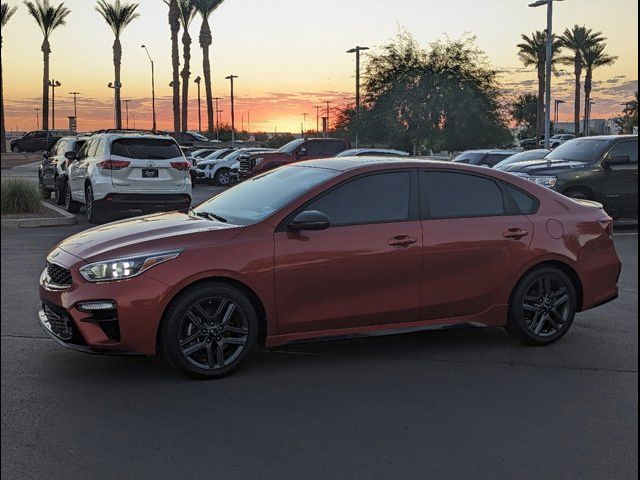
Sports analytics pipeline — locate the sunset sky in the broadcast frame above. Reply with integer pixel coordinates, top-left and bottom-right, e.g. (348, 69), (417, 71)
(1, 0), (638, 133)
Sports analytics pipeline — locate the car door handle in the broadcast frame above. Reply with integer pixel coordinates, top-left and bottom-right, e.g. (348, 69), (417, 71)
(503, 228), (529, 240)
(388, 235), (417, 248)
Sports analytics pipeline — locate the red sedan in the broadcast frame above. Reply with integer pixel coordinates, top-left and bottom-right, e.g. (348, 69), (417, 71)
(39, 158), (621, 378)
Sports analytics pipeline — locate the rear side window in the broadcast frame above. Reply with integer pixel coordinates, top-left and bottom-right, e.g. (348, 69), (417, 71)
(306, 172), (411, 226)
(485, 154), (511, 167)
(110, 138), (182, 160)
(422, 171), (504, 218)
(502, 184), (537, 214)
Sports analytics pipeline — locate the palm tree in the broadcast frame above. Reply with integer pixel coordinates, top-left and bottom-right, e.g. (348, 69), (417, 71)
(517, 30), (561, 141)
(194, 0), (224, 134)
(176, 0), (196, 132)
(166, 0), (181, 132)
(559, 25), (605, 135)
(24, 0), (70, 132)
(95, 0), (139, 130)
(582, 42), (616, 135)
(1, 2), (18, 152)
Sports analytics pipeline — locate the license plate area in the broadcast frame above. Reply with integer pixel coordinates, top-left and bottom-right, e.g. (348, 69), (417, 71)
(142, 168), (159, 178)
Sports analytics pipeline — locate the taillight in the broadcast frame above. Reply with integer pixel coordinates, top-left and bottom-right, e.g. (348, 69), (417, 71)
(598, 217), (614, 236)
(171, 161), (190, 171)
(99, 159), (130, 170)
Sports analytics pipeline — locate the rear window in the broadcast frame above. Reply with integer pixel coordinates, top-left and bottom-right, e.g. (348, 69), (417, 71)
(110, 138), (182, 160)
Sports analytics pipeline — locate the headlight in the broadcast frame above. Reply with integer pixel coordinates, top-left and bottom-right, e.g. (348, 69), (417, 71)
(79, 250), (182, 282)
(254, 157), (264, 165)
(528, 175), (557, 188)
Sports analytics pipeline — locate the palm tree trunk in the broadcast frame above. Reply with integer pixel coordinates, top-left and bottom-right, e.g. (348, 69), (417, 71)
(583, 69), (592, 136)
(181, 30), (191, 132)
(200, 19), (214, 134)
(170, 0), (181, 133)
(1, 38), (6, 152)
(573, 60), (581, 135)
(537, 64), (545, 141)
(113, 38), (122, 130)
(42, 38), (51, 131)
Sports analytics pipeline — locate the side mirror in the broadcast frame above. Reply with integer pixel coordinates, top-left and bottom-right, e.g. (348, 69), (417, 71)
(296, 147), (308, 159)
(605, 154), (631, 167)
(64, 151), (77, 162)
(42, 151), (49, 160)
(287, 210), (331, 231)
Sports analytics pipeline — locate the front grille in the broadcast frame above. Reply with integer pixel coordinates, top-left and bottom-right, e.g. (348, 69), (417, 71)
(239, 158), (252, 172)
(46, 262), (72, 287)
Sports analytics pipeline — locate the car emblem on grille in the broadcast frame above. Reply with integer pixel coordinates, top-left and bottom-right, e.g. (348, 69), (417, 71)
(147, 161), (156, 168)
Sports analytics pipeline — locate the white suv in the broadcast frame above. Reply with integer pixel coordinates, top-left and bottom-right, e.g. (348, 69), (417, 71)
(196, 148), (274, 186)
(64, 133), (192, 223)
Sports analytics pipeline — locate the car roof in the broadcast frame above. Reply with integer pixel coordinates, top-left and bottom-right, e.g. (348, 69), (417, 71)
(295, 156), (457, 171)
(339, 148), (409, 156)
(459, 149), (518, 154)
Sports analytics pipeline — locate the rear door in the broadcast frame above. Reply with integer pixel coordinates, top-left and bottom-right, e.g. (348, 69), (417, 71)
(419, 170), (534, 320)
(108, 137), (187, 192)
(600, 139), (638, 214)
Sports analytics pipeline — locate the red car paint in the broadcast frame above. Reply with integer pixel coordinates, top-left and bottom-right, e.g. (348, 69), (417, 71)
(39, 158), (621, 356)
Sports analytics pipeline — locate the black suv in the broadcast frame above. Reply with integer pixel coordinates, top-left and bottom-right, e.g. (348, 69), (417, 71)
(496, 135), (638, 218)
(10, 130), (63, 153)
(169, 131), (221, 148)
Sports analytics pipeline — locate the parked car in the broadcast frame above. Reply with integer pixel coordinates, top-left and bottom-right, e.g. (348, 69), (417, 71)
(229, 160), (241, 183)
(181, 148), (199, 185)
(239, 138), (350, 179)
(192, 148), (219, 159)
(452, 149), (520, 168)
(194, 149), (234, 182)
(519, 136), (544, 150)
(63, 133), (192, 223)
(496, 135), (638, 218)
(10, 130), (64, 153)
(169, 131), (221, 148)
(539, 134), (575, 149)
(493, 149), (550, 169)
(38, 135), (88, 204)
(335, 148), (410, 158)
(39, 157), (621, 378)
(197, 148), (275, 186)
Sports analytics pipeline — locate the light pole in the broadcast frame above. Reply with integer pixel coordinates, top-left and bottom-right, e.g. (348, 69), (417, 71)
(587, 100), (595, 136)
(302, 113), (308, 136)
(347, 45), (369, 147)
(68, 91), (81, 126)
(554, 99), (565, 133)
(213, 97), (222, 140)
(225, 75), (238, 146)
(194, 76), (202, 134)
(528, 0), (562, 149)
(141, 45), (157, 131)
(48, 80), (62, 130)
(124, 99), (132, 129)
(315, 105), (321, 134)
(325, 101), (331, 137)
(34, 108), (40, 130)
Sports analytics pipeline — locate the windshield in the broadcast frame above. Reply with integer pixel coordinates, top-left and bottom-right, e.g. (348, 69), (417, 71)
(545, 138), (613, 162)
(194, 165), (338, 225)
(278, 139), (305, 153)
(494, 150), (548, 168)
(189, 132), (209, 141)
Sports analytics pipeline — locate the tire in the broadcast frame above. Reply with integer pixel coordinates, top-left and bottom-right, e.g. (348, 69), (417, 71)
(39, 177), (51, 199)
(564, 189), (591, 201)
(55, 176), (66, 205)
(160, 282), (258, 379)
(506, 266), (577, 346)
(11, 144), (21, 153)
(214, 168), (231, 186)
(64, 180), (81, 213)
(85, 184), (107, 224)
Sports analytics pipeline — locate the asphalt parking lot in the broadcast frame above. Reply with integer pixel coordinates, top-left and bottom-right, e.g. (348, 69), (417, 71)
(1, 203), (637, 479)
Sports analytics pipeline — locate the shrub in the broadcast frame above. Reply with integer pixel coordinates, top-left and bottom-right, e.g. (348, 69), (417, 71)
(1, 179), (43, 214)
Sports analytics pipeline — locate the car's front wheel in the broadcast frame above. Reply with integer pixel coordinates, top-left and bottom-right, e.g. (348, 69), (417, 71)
(11, 144), (21, 153)
(64, 180), (81, 213)
(214, 168), (231, 186)
(160, 283), (258, 379)
(507, 267), (577, 345)
(85, 184), (107, 224)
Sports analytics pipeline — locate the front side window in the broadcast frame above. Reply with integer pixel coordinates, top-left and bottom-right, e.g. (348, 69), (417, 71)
(76, 139), (92, 160)
(306, 172), (411, 226)
(422, 171), (504, 218)
(607, 141), (638, 163)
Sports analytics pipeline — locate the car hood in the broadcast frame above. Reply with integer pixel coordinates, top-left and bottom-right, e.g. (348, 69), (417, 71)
(497, 158), (589, 174)
(57, 211), (242, 261)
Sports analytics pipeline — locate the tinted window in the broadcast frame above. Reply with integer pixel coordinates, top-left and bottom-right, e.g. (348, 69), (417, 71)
(608, 141), (638, 163)
(484, 153), (512, 167)
(323, 141), (346, 156)
(423, 171), (504, 218)
(305, 141), (325, 156)
(111, 138), (182, 160)
(74, 140), (86, 153)
(503, 184), (536, 214)
(453, 152), (485, 165)
(306, 172), (411, 226)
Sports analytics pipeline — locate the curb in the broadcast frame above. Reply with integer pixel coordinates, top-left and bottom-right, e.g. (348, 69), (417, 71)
(1, 201), (77, 228)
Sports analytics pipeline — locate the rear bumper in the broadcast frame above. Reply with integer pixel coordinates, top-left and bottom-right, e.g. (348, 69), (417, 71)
(101, 193), (192, 210)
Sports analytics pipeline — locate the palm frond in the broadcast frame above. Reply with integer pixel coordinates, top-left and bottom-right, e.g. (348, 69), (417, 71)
(23, 0), (70, 38)
(1, 2), (19, 28)
(95, 0), (139, 38)
(193, 0), (223, 19)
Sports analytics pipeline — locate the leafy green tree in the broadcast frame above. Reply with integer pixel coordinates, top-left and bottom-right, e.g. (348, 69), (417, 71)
(95, 0), (139, 130)
(24, 0), (70, 131)
(1, 2), (18, 152)
(517, 30), (562, 140)
(509, 93), (538, 139)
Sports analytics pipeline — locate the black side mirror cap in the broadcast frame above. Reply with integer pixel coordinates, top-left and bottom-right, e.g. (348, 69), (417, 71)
(64, 151), (77, 161)
(287, 210), (331, 231)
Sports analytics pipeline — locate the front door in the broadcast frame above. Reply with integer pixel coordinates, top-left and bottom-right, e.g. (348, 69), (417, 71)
(274, 170), (422, 334)
(600, 140), (638, 215)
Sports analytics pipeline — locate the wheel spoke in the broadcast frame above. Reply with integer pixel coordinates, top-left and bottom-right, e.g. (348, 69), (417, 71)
(206, 342), (215, 367)
(523, 302), (538, 312)
(211, 298), (229, 324)
(219, 303), (237, 328)
(549, 309), (564, 329)
(223, 336), (247, 346)
(185, 311), (206, 332)
(222, 325), (248, 335)
(192, 303), (214, 325)
(531, 312), (546, 335)
(179, 332), (201, 348)
(543, 276), (552, 296)
(216, 343), (225, 365)
(182, 340), (207, 357)
(553, 294), (570, 308)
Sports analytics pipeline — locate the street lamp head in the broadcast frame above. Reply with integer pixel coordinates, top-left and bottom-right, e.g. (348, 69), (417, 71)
(194, 76), (201, 84)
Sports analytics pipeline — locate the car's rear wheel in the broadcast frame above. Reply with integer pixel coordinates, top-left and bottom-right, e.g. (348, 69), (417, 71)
(507, 267), (577, 345)
(11, 144), (21, 153)
(160, 283), (258, 379)
(85, 184), (107, 224)
(64, 180), (81, 213)
(214, 168), (231, 186)
(564, 189), (591, 201)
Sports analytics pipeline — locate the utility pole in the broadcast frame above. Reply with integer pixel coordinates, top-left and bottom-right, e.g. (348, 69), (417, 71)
(48, 80), (62, 130)
(35, 108), (40, 130)
(124, 99), (132, 129)
(141, 45), (157, 131)
(347, 46), (369, 148)
(554, 99), (565, 133)
(302, 113), (308, 137)
(213, 97), (222, 140)
(325, 101), (331, 137)
(315, 105), (321, 134)
(225, 75), (238, 146)
(194, 76), (202, 134)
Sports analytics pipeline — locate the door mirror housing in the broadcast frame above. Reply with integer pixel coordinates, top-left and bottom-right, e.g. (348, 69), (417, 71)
(42, 150), (49, 160)
(604, 153), (631, 167)
(296, 146), (308, 159)
(64, 151), (77, 162)
(287, 210), (331, 231)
